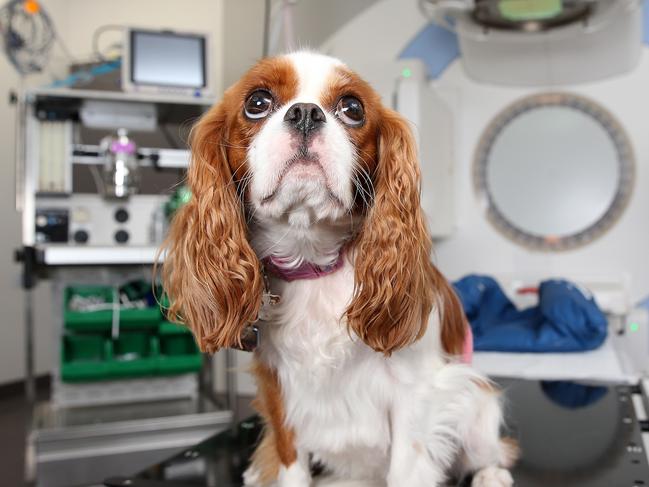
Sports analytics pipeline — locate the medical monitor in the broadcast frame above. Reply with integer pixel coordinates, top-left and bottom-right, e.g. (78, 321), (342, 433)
(122, 28), (210, 97)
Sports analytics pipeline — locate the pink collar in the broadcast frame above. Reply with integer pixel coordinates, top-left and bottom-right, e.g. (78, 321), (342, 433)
(263, 251), (346, 282)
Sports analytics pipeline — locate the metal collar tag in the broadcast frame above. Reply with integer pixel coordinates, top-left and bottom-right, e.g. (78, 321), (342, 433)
(236, 272), (280, 352)
(257, 290), (280, 321)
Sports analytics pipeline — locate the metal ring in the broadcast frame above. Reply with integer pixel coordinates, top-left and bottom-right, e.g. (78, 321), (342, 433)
(473, 92), (635, 251)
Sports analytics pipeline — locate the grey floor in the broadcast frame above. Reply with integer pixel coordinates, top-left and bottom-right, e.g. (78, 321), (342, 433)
(0, 380), (48, 487)
(0, 379), (255, 487)
(1, 393), (28, 486)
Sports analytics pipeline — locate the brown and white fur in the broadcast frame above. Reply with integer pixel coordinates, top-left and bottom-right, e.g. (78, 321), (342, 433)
(162, 51), (517, 487)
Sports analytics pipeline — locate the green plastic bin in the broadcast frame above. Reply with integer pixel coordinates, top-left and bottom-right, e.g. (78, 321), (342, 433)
(61, 334), (112, 382)
(60, 323), (202, 383)
(64, 285), (161, 332)
(109, 332), (159, 378)
(158, 321), (202, 375)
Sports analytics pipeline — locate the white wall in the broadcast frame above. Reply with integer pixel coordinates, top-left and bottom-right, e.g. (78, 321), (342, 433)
(0, 0), (68, 386)
(0, 0), (226, 386)
(222, 0), (265, 89)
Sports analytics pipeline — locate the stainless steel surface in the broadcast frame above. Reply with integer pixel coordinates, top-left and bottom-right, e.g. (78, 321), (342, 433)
(29, 87), (215, 106)
(52, 374), (198, 408)
(41, 245), (161, 265)
(30, 397), (232, 487)
(72, 144), (191, 168)
(35, 397), (228, 431)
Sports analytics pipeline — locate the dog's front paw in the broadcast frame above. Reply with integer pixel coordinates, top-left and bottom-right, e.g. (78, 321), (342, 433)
(278, 462), (311, 487)
(471, 467), (513, 487)
(243, 465), (263, 486)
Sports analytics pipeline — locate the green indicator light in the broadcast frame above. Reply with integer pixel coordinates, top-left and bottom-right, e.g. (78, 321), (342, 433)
(630, 322), (639, 332)
(402, 67), (412, 78)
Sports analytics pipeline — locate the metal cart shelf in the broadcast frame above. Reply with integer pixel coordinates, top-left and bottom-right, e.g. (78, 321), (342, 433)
(14, 87), (232, 487)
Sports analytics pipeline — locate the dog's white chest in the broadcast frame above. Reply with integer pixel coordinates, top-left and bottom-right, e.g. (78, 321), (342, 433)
(281, 346), (392, 454)
(259, 262), (392, 464)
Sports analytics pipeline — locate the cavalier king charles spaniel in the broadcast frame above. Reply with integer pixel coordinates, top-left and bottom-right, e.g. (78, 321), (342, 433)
(162, 51), (517, 487)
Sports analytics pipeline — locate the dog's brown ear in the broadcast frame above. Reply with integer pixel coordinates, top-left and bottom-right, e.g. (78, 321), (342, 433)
(434, 267), (469, 357)
(346, 108), (466, 356)
(161, 102), (263, 353)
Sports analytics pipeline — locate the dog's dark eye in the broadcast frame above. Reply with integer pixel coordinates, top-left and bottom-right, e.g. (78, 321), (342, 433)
(245, 90), (274, 120)
(335, 96), (364, 127)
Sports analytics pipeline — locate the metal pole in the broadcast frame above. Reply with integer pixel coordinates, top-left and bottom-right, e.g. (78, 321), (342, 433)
(13, 78), (25, 212)
(200, 353), (216, 406)
(17, 246), (38, 406)
(24, 287), (35, 404)
(262, 0), (272, 57)
(225, 349), (238, 421)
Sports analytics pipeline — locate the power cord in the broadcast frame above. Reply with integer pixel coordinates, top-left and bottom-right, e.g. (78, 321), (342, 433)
(92, 24), (124, 61)
(0, 0), (55, 75)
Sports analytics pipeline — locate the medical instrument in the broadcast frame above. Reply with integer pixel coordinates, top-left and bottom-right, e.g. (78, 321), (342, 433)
(420, 0), (642, 85)
(21, 88), (206, 250)
(122, 28), (212, 97)
(100, 129), (139, 199)
(12, 24), (233, 487)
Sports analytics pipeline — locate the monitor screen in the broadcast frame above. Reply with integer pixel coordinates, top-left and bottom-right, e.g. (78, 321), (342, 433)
(130, 30), (206, 89)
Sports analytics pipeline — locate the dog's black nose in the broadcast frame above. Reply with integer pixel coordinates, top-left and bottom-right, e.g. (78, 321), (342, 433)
(284, 103), (326, 136)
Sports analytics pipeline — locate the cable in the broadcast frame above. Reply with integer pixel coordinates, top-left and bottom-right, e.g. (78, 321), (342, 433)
(91, 24), (124, 61)
(0, 0), (56, 75)
(52, 26), (75, 63)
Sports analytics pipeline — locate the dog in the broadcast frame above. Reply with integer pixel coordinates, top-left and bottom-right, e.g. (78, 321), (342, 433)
(162, 51), (517, 487)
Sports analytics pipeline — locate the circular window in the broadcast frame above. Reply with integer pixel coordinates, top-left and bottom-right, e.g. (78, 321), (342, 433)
(473, 93), (635, 251)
